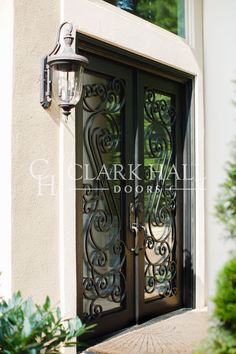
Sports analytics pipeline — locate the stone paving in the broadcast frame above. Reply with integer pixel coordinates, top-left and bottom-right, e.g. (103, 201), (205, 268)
(85, 308), (208, 354)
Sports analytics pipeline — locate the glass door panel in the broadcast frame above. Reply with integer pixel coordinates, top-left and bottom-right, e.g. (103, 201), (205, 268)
(143, 90), (177, 301)
(137, 72), (184, 321)
(82, 73), (125, 317)
(76, 55), (135, 340)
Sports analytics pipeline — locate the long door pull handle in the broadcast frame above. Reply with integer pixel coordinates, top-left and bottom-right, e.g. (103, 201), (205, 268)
(130, 223), (145, 255)
(129, 203), (145, 255)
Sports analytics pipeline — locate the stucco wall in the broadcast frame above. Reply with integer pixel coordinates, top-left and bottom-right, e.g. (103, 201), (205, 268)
(3, 0), (225, 316)
(204, 1), (236, 303)
(12, 0), (60, 303)
(0, 0), (13, 299)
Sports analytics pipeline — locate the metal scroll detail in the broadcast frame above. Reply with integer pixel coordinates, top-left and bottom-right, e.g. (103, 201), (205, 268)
(82, 76), (126, 320)
(143, 88), (177, 300)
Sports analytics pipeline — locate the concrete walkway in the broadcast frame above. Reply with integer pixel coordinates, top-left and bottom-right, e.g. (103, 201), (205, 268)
(85, 308), (208, 354)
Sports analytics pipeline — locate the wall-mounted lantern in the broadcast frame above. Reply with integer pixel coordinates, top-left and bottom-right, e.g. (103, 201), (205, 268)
(40, 22), (89, 117)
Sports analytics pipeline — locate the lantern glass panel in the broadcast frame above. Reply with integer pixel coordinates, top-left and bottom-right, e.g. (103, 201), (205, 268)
(52, 63), (84, 106)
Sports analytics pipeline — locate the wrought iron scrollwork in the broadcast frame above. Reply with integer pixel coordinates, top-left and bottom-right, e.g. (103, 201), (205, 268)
(82, 76), (126, 320)
(144, 88), (177, 299)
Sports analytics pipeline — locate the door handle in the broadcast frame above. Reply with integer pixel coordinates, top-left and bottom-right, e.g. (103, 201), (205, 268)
(129, 203), (145, 255)
(130, 223), (145, 255)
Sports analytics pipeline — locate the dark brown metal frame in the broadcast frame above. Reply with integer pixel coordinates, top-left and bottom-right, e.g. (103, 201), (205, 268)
(75, 33), (195, 343)
(76, 56), (136, 340)
(136, 72), (185, 322)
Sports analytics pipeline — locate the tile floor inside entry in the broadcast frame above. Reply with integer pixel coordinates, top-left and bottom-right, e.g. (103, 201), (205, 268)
(83, 308), (208, 354)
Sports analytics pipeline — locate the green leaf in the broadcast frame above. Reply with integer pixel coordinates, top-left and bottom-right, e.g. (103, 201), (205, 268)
(0, 292), (91, 352)
(22, 317), (32, 338)
(43, 296), (50, 311)
(56, 306), (61, 320)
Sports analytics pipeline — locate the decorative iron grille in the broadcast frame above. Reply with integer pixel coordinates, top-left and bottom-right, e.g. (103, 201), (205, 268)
(82, 75), (127, 320)
(143, 88), (177, 300)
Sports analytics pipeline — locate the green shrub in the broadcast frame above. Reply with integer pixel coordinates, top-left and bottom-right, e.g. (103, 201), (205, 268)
(0, 292), (93, 353)
(213, 257), (236, 332)
(195, 324), (236, 354)
(213, 144), (236, 350)
(215, 146), (236, 240)
(194, 257), (236, 354)
(195, 144), (236, 353)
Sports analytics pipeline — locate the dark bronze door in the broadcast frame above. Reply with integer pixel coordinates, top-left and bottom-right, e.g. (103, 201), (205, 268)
(76, 55), (136, 339)
(76, 46), (191, 341)
(136, 72), (184, 322)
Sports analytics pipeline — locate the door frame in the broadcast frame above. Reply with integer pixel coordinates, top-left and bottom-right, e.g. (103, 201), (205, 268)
(75, 34), (196, 340)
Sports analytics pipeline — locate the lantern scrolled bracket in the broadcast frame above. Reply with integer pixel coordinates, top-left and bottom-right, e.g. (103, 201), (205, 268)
(40, 22), (89, 116)
(40, 55), (51, 109)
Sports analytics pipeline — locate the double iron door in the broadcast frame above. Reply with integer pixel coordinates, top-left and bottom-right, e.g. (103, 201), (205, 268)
(76, 52), (186, 340)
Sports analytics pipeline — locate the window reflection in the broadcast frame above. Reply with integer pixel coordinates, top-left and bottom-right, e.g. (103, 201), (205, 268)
(105, 0), (185, 38)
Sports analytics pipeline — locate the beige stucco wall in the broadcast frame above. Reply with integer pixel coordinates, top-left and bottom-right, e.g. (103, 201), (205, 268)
(6, 0), (205, 316)
(12, 0), (60, 303)
(0, 0), (13, 299)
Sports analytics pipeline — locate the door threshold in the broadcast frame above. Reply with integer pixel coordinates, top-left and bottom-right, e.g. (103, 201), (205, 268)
(80, 308), (207, 354)
(79, 308), (203, 354)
